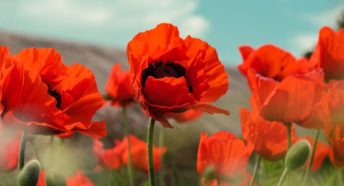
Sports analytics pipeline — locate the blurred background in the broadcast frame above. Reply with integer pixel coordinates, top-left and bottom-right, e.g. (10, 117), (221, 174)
(1, 0), (343, 64)
(0, 0), (344, 185)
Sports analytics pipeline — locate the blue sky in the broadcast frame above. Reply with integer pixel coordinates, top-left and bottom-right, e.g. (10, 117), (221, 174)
(0, 0), (343, 65)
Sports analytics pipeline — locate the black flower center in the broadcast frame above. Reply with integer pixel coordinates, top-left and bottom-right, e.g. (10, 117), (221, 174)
(141, 61), (192, 92)
(48, 87), (62, 109)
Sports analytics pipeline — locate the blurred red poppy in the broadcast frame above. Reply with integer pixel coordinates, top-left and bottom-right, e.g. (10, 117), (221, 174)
(93, 135), (166, 173)
(67, 171), (95, 186)
(11, 48), (106, 138)
(119, 135), (167, 173)
(317, 81), (344, 167)
(127, 23), (229, 127)
(203, 173), (253, 186)
(238, 45), (325, 128)
(92, 140), (123, 170)
(325, 124), (344, 167)
(310, 26), (344, 80)
(197, 131), (253, 182)
(105, 64), (134, 106)
(240, 108), (296, 160)
(0, 129), (20, 171)
(314, 80), (344, 130)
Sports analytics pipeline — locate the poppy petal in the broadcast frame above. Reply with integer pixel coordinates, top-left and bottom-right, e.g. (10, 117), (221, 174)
(184, 36), (228, 103)
(143, 76), (195, 108)
(260, 71), (324, 124)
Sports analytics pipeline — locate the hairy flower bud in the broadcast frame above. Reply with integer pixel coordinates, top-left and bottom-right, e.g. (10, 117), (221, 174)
(17, 160), (41, 186)
(285, 140), (311, 171)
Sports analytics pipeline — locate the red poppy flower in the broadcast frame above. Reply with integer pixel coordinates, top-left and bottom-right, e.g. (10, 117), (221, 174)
(238, 45), (316, 81)
(119, 135), (167, 173)
(238, 45), (325, 128)
(127, 23), (229, 127)
(310, 26), (344, 80)
(105, 64), (134, 106)
(67, 171), (95, 186)
(197, 131), (253, 181)
(240, 108), (296, 160)
(323, 124), (344, 167)
(0, 47), (64, 134)
(93, 135), (166, 173)
(313, 80), (344, 130)
(258, 70), (325, 127)
(316, 81), (344, 167)
(11, 48), (106, 138)
(0, 128), (20, 171)
(92, 140), (122, 170)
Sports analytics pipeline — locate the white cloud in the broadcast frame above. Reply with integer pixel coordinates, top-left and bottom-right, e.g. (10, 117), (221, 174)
(288, 3), (344, 56)
(12, 0), (209, 44)
(180, 16), (209, 38)
(20, 0), (112, 26)
(288, 33), (317, 56)
(306, 3), (344, 27)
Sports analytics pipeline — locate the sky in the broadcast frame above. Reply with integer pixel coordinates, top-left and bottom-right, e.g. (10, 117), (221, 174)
(0, 0), (343, 65)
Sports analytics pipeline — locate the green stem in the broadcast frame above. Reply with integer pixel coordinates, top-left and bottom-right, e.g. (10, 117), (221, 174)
(277, 168), (288, 186)
(123, 107), (134, 186)
(337, 169), (344, 185)
(250, 156), (261, 186)
(302, 129), (321, 185)
(147, 118), (156, 186)
(217, 177), (221, 186)
(18, 132), (27, 171)
(286, 123), (292, 149)
(172, 164), (179, 186)
(285, 123), (292, 185)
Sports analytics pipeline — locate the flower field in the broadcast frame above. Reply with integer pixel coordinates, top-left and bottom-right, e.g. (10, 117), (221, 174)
(0, 20), (344, 186)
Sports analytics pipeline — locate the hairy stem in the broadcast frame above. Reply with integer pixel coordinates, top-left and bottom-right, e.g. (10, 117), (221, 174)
(147, 118), (156, 186)
(18, 132), (27, 171)
(302, 129), (321, 185)
(250, 155), (261, 186)
(277, 168), (288, 186)
(286, 123), (292, 149)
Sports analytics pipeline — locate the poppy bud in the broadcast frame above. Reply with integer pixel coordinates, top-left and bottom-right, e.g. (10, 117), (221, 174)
(46, 171), (66, 186)
(285, 140), (311, 171)
(17, 160), (41, 186)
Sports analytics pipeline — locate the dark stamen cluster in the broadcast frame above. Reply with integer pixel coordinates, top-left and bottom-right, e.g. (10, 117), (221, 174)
(141, 61), (187, 87)
(48, 87), (62, 109)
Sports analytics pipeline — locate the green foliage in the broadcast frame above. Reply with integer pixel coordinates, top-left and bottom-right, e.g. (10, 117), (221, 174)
(257, 158), (284, 186)
(46, 171), (66, 186)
